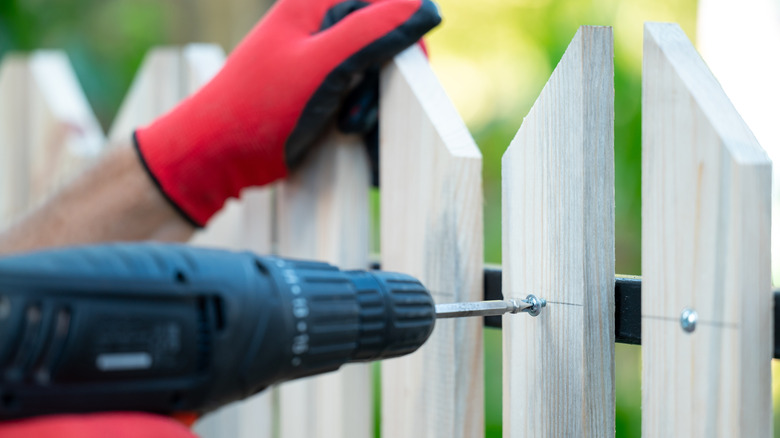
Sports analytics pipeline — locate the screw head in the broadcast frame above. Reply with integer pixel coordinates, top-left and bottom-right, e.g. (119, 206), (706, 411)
(524, 294), (547, 317)
(680, 308), (697, 333)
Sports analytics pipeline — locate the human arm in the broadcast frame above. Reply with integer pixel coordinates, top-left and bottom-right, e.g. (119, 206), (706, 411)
(0, 0), (441, 255)
(0, 142), (195, 255)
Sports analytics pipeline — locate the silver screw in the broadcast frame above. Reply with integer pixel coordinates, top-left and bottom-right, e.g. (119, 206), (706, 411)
(680, 307), (697, 333)
(522, 294), (547, 317)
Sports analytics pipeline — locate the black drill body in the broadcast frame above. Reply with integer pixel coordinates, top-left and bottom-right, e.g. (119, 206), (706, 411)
(0, 243), (435, 420)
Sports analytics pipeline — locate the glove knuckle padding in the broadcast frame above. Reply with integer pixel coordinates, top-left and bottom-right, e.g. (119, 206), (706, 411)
(287, 0), (441, 167)
(134, 0), (440, 227)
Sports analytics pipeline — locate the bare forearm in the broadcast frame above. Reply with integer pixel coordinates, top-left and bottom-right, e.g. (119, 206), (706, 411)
(0, 141), (195, 254)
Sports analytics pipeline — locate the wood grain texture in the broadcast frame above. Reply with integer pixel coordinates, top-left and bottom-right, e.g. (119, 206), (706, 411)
(501, 26), (615, 438)
(641, 22), (772, 438)
(0, 51), (104, 228)
(0, 55), (32, 228)
(380, 45), (484, 438)
(276, 128), (372, 438)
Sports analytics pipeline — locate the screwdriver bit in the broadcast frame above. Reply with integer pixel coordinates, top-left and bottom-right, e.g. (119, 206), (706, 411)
(435, 294), (546, 319)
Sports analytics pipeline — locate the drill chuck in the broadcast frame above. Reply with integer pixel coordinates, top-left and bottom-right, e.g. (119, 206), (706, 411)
(259, 258), (436, 380)
(0, 244), (435, 420)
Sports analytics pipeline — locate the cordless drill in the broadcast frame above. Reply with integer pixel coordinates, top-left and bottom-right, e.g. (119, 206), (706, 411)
(0, 243), (435, 420)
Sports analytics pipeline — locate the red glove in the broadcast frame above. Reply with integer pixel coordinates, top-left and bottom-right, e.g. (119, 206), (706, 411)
(0, 412), (196, 438)
(135, 0), (441, 227)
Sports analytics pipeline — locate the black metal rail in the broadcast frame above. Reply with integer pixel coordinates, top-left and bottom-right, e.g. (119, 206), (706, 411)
(483, 267), (780, 359)
(371, 262), (778, 357)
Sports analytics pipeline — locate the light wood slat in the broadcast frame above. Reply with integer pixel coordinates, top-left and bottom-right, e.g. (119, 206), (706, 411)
(641, 22), (772, 437)
(0, 51), (104, 228)
(276, 129), (372, 438)
(379, 45), (484, 438)
(107, 43), (224, 144)
(107, 47), (182, 145)
(501, 25), (615, 438)
(0, 55), (34, 228)
(107, 44), (224, 143)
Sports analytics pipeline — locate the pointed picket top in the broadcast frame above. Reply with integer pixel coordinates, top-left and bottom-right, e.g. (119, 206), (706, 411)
(0, 51), (104, 227)
(107, 47), (182, 144)
(642, 22), (771, 437)
(380, 45), (484, 438)
(501, 26), (615, 437)
(108, 44), (225, 144)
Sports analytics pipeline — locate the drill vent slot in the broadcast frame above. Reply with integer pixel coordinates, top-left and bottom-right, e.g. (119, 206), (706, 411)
(9, 305), (42, 376)
(212, 297), (225, 331)
(195, 296), (228, 371)
(32, 308), (72, 385)
(0, 295), (9, 320)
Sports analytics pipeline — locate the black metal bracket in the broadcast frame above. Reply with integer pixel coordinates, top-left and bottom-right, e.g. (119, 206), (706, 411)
(371, 262), (778, 358)
(483, 267), (780, 359)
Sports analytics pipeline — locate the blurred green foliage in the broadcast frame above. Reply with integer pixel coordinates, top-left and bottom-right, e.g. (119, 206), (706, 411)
(0, 0), (178, 128)
(8, 1), (775, 438)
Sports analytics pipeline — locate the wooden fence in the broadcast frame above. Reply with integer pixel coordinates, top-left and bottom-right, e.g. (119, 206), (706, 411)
(0, 22), (772, 438)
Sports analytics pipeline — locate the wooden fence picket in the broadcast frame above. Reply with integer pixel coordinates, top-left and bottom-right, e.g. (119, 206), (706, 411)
(641, 22), (772, 437)
(107, 47), (184, 145)
(107, 44), (225, 144)
(0, 51), (104, 229)
(379, 45), (484, 438)
(275, 129), (373, 438)
(501, 25), (615, 438)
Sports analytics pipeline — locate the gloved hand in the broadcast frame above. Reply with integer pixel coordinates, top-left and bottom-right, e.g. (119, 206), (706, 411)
(134, 0), (441, 227)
